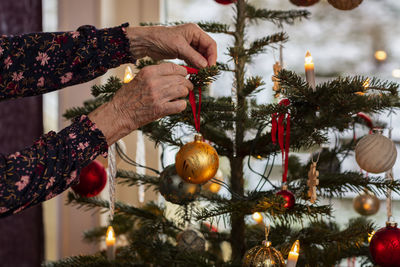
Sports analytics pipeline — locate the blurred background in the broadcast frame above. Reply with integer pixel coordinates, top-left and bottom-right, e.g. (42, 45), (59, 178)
(13, 0), (400, 265)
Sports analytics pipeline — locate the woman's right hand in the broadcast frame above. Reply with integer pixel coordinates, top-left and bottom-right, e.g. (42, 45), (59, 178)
(88, 63), (192, 145)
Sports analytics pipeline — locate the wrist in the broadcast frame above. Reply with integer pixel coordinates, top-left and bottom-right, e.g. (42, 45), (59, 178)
(126, 26), (154, 59)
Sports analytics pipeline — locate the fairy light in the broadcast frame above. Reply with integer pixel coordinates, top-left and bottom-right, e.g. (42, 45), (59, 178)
(252, 212), (263, 224)
(374, 50), (387, 61)
(123, 66), (134, 83)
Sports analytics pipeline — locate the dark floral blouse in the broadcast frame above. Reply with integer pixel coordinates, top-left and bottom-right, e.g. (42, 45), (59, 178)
(0, 23), (134, 217)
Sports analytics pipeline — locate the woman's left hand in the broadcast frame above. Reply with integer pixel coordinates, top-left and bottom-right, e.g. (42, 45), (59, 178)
(127, 23), (217, 68)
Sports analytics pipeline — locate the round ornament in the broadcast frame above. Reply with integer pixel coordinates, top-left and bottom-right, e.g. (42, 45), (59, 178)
(289, 0), (319, 7)
(214, 0), (236, 5)
(276, 186), (295, 209)
(355, 129), (397, 174)
(203, 169), (223, 194)
(353, 189), (380, 216)
(177, 229), (206, 252)
(175, 134), (219, 184)
(369, 222), (400, 267)
(328, 0), (363, 10)
(159, 164), (201, 205)
(72, 160), (107, 197)
(243, 240), (285, 267)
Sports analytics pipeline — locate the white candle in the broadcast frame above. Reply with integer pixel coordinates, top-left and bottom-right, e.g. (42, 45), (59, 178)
(305, 51), (316, 91)
(106, 226), (116, 261)
(286, 240), (300, 267)
(123, 66), (134, 83)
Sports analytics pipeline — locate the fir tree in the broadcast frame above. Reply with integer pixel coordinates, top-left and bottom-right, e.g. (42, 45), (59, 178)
(47, 0), (400, 266)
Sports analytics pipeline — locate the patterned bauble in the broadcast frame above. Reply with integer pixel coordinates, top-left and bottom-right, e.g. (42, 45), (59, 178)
(355, 129), (397, 174)
(175, 135), (219, 184)
(159, 165), (201, 205)
(203, 169), (223, 194)
(289, 0), (319, 7)
(328, 0), (363, 10)
(243, 240), (285, 267)
(177, 229), (206, 252)
(276, 187), (295, 209)
(369, 222), (400, 267)
(72, 160), (107, 197)
(353, 190), (380, 216)
(215, 0), (236, 5)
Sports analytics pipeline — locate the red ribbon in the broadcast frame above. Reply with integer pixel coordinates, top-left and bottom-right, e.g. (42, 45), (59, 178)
(271, 99), (291, 183)
(356, 112), (373, 134)
(182, 66), (201, 132)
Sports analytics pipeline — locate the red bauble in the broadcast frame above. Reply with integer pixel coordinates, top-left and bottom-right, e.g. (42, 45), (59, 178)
(289, 0), (320, 6)
(276, 189), (295, 209)
(214, 0), (236, 5)
(369, 222), (400, 267)
(72, 160), (107, 197)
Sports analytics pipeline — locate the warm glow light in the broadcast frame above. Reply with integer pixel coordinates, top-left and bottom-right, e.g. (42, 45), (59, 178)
(368, 231), (375, 243)
(123, 66), (134, 83)
(256, 155), (262, 159)
(290, 240), (300, 255)
(209, 182), (221, 193)
(392, 69), (400, 78)
(305, 51), (314, 66)
(374, 50), (387, 61)
(363, 78), (370, 89)
(106, 226), (116, 246)
(252, 212), (263, 223)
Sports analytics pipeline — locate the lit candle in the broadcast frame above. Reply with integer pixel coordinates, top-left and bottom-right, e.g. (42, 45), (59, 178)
(286, 240), (300, 267)
(304, 51), (316, 91)
(106, 226), (116, 261)
(123, 66), (134, 83)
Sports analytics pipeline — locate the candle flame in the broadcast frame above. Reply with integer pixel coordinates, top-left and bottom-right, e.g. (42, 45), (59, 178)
(290, 240), (300, 255)
(368, 231), (375, 243)
(124, 66), (134, 83)
(106, 226), (116, 245)
(305, 51), (313, 65)
(252, 212), (263, 223)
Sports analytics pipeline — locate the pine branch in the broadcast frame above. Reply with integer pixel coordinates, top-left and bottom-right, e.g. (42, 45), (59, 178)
(140, 21), (233, 35)
(91, 76), (122, 100)
(241, 76), (265, 97)
(136, 58), (158, 69)
(63, 98), (103, 119)
(246, 4), (310, 26)
(117, 169), (159, 188)
(246, 32), (288, 56)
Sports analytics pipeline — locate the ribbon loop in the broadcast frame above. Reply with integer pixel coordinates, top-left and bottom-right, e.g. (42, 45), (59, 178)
(271, 99), (291, 183)
(182, 66), (201, 132)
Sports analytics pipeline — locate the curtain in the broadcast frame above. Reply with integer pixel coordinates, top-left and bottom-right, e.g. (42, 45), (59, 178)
(0, 0), (44, 266)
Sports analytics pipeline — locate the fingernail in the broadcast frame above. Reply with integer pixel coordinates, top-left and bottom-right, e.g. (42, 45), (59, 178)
(200, 58), (207, 68)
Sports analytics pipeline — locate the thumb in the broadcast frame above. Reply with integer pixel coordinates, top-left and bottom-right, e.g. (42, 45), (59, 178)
(178, 42), (208, 68)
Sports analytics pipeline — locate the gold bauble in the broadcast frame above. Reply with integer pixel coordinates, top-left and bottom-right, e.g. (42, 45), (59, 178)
(175, 135), (219, 184)
(355, 129), (397, 174)
(243, 240), (285, 267)
(353, 190), (380, 216)
(328, 0), (363, 10)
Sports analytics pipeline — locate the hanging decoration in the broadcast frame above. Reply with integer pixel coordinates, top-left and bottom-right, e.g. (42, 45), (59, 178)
(159, 164), (201, 205)
(369, 221), (400, 267)
(214, 0), (237, 4)
(276, 185), (295, 209)
(307, 161), (319, 204)
(272, 62), (282, 97)
(177, 228), (206, 252)
(353, 189), (380, 216)
(327, 0), (363, 10)
(355, 128), (397, 174)
(72, 160), (107, 198)
(289, 0), (319, 7)
(243, 226), (285, 267)
(175, 66), (219, 184)
(136, 130), (146, 203)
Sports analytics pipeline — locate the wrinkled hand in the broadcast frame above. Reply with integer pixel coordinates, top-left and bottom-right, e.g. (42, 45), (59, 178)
(127, 23), (217, 68)
(89, 63), (192, 145)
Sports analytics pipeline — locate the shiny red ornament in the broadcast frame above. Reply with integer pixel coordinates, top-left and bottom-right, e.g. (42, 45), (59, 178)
(369, 222), (400, 267)
(276, 189), (295, 209)
(289, 0), (320, 7)
(215, 0), (236, 5)
(72, 160), (107, 197)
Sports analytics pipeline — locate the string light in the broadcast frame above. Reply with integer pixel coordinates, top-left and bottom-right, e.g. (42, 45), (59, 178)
(106, 226), (116, 260)
(124, 66), (134, 83)
(392, 69), (400, 78)
(287, 240), (300, 267)
(252, 212), (263, 224)
(374, 50), (387, 61)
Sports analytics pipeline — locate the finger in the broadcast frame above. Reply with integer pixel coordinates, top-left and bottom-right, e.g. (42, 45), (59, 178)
(160, 75), (194, 91)
(197, 32), (217, 66)
(163, 99), (187, 115)
(179, 42), (208, 68)
(162, 85), (190, 102)
(154, 62), (188, 76)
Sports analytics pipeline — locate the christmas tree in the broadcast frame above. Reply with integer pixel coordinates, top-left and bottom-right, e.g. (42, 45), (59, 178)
(47, 0), (400, 266)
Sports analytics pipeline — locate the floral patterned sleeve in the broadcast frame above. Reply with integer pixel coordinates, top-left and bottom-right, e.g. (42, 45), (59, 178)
(0, 23), (134, 99)
(0, 115), (108, 217)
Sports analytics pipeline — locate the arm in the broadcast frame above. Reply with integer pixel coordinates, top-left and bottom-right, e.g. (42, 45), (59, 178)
(0, 23), (134, 100)
(0, 115), (107, 217)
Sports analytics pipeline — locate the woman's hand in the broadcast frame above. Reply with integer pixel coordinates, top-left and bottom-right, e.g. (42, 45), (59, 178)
(127, 23), (217, 68)
(88, 63), (192, 145)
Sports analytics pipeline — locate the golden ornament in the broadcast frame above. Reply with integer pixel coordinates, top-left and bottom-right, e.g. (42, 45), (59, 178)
(243, 240), (284, 267)
(353, 189), (380, 216)
(307, 161), (319, 204)
(355, 129), (397, 174)
(203, 169), (223, 193)
(175, 134), (219, 184)
(328, 0), (363, 10)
